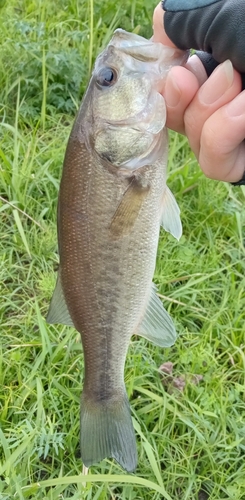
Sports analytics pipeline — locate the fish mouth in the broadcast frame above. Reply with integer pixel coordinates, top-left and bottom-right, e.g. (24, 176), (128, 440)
(109, 29), (188, 68)
(109, 29), (178, 60)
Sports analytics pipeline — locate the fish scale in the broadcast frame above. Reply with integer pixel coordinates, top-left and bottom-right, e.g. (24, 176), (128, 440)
(47, 29), (187, 471)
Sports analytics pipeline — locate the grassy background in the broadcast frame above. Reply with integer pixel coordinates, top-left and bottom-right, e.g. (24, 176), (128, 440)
(0, 0), (245, 499)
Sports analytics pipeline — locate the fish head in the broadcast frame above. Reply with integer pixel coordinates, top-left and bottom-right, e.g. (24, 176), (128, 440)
(82, 30), (188, 173)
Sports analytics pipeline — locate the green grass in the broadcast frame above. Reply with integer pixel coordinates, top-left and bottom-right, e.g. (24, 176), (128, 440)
(0, 1), (245, 499)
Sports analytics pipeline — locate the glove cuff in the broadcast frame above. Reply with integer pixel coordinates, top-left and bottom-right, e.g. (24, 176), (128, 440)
(230, 171), (245, 186)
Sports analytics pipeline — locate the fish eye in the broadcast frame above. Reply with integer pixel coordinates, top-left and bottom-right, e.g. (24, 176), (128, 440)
(96, 67), (118, 88)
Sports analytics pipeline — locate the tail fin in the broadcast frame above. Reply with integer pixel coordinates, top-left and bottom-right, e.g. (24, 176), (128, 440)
(80, 391), (137, 472)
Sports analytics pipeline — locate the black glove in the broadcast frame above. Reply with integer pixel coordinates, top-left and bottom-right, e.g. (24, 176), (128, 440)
(162, 0), (245, 79)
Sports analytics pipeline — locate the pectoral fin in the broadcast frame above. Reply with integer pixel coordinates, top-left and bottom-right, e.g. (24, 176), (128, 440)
(160, 186), (182, 240)
(46, 271), (74, 327)
(110, 176), (150, 238)
(137, 283), (177, 347)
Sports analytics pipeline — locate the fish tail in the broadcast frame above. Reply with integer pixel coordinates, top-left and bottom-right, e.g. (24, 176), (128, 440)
(80, 390), (137, 472)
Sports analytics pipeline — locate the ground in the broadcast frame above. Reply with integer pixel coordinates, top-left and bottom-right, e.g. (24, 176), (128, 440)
(0, 1), (245, 499)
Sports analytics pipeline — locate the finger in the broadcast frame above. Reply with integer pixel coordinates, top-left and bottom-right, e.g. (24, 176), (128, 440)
(185, 55), (208, 87)
(164, 66), (200, 134)
(184, 61), (242, 157)
(199, 90), (245, 182)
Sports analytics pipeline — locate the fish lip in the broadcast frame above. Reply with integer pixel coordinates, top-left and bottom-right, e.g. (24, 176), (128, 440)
(109, 28), (189, 66)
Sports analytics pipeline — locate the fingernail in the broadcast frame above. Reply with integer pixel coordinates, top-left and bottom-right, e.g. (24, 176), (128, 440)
(199, 60), (233, 105)
(226, 90), (245, 117)
(165, 72), (181, 108)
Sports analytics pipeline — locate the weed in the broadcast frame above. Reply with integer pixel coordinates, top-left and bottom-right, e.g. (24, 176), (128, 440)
(0, 1), (245, 499)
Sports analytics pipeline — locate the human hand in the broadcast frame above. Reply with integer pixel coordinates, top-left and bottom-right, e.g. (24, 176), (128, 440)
(153, 2), (245, 184)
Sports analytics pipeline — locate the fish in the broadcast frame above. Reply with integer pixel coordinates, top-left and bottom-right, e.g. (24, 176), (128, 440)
(47, 29), (187, 472)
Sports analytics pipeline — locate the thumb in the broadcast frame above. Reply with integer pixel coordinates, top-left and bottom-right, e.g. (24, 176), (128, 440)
(153, 3), (176, 47)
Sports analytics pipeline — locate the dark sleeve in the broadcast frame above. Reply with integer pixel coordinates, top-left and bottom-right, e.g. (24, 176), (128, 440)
(163, 0), (245, 74)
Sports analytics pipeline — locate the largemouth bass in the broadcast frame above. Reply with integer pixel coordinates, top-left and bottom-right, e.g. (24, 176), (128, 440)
(47, 29), (187, 472)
